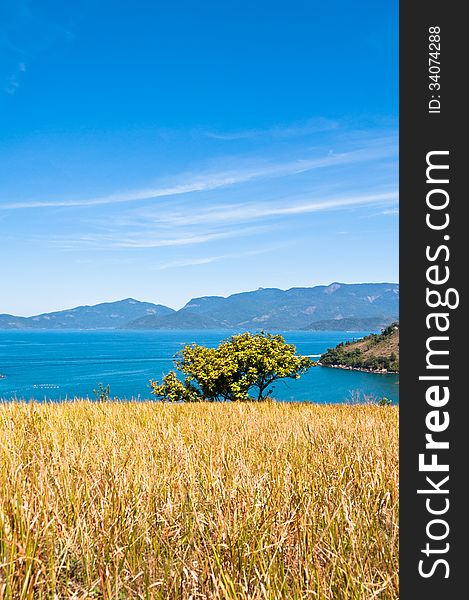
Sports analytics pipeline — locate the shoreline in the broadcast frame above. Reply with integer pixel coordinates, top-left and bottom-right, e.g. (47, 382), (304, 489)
(318, 362), (399, 375)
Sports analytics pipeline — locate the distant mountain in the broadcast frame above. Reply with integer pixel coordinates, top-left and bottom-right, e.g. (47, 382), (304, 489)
(302, 316), (396, 332)
(0, 299), (174, 330)
(1, 283), (399, 331)
(126, 311), (223, 330)
(124, 283), (399, 331)
(0, 315), (30, 329)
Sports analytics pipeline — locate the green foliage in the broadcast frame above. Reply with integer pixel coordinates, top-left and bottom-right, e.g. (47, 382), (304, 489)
(93, 383), (111, 403)
(377, 397), (392, 406)
(381, 322), (399, 337)
(150, 331), (316, 402)
(321, 348), (398, 372)
(320, 322), (399, 372)
(149, 371), (201, 403)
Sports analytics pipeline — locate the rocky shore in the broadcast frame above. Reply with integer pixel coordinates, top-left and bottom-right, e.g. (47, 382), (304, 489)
(318, 362), (396, 375)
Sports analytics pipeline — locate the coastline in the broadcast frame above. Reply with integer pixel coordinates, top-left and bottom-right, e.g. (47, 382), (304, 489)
(318, 362), (399, 375)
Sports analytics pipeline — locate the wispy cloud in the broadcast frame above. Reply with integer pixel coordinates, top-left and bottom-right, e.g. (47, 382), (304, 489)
(204, 118), (339, 140)
(1, 0), (75, 96)
(113, 231), (240, 249)
(144, 190), (398, 228)
(43, 190), (397, 253)
(47, 225), (271, 251)
(154, 256), (221, 269)
(3, 61), (26, 95)
(1, 141), (396, 210)
(4, 76), (20, 95)
(151, 247), (276, 271)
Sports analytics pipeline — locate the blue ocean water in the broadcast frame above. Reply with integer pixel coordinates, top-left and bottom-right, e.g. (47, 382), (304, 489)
(0, 330), (399, 404)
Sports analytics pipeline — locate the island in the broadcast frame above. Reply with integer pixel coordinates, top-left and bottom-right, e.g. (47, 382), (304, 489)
(319, 323), (399, 373)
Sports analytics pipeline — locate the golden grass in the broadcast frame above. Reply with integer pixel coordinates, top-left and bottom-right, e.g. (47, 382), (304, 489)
(0, 401), (398, 599)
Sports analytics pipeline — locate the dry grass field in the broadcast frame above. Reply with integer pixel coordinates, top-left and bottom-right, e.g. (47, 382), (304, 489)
(0, 401), (398, 599)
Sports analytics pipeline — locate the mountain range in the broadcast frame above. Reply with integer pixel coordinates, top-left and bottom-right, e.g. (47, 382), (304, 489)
(0, 299), (174, 330)
(0, 283), (399, 331)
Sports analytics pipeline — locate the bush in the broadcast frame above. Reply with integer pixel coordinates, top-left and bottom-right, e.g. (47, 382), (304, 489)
(377, 396), (392, 406)
(93, 383), (111, 402)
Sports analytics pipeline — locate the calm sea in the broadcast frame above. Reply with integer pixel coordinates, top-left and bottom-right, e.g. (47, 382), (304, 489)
(0, 330), (399, 404)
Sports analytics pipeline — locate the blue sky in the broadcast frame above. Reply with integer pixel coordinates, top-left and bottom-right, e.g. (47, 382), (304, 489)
(0, 0), (398, 316)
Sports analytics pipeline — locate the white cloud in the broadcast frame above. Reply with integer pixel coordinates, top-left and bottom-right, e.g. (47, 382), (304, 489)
(3, 63), (27, 95)
(113, 231), (237, 249)
(48, 225), (272, 251)
(4, 76), (20, 95)
(146, 191), (398, 227)
(204, 118), (339, 140)
(151, 247), (279, 271)
(153, 257), (222, 269)
(1, 141), (396, 210)
(43, 190), (397, 253)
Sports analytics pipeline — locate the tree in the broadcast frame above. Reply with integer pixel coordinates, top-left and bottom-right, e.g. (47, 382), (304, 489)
(150, 331), (316, 402)
(149, 371), (201, 403)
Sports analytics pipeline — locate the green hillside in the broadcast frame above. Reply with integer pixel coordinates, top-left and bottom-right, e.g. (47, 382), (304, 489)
(320, 323), (399, 373)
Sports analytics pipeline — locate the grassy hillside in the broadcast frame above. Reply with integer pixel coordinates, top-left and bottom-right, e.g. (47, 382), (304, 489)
(0, 401), (398, 599)
(320, 323), (399, 373)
